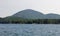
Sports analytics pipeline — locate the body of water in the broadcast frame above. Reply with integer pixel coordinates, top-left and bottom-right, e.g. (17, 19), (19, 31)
(0, 24), (60, 36)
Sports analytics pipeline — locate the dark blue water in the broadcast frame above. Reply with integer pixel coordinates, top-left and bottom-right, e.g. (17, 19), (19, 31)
(0, 24), (60, 36)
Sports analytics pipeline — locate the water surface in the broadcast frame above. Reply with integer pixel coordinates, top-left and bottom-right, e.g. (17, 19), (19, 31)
(0, 24), (60, 36)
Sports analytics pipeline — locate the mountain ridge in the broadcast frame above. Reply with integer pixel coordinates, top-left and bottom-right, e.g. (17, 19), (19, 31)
(11, 9), (60, 19)
(0, 9), (60, 24)
(2, 9), (60, 19)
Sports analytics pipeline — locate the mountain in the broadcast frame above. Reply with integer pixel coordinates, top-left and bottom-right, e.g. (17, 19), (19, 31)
(45, 13), (60, 19)
(10, 9), (60, 19)
(12, 9), (45, 19)
(1, 9), (60, 24)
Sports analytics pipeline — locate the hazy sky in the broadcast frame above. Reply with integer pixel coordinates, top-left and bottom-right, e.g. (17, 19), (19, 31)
(0, 0), (60, 17)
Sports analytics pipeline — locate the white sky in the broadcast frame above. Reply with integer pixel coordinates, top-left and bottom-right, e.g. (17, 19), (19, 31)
(0, 0), (60, 17)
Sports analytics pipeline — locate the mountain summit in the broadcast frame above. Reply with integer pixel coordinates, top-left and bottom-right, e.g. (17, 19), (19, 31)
(12, 9), (44, 19)
(12, 9), (60, 19)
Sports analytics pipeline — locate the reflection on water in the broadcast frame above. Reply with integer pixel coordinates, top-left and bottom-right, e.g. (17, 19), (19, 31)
(0, 24), (60, 36)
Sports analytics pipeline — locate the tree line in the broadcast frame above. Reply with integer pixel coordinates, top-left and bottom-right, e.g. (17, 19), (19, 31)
(0, 18), (60, 24)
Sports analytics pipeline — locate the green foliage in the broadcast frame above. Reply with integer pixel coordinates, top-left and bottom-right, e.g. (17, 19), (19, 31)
(0, 17), (60, 24)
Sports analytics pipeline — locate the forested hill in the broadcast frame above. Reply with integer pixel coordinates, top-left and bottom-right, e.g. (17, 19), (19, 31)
(0, 9), (60, 24)
(12, 9), (60, 19)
